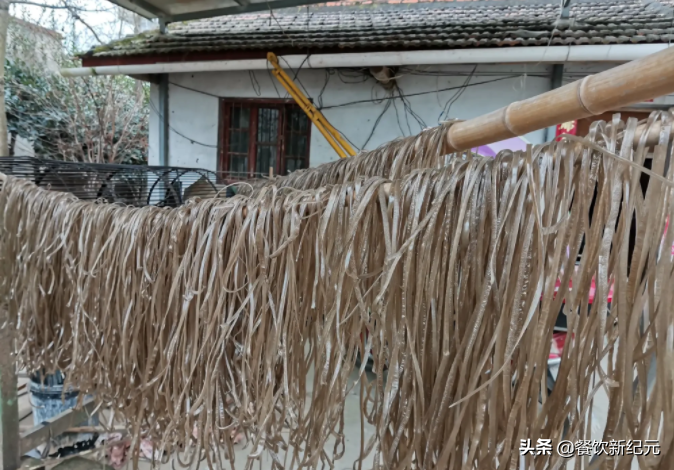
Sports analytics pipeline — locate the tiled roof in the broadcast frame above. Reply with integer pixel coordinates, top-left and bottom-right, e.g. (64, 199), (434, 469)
(320, 0), (513, 6)
(84, 0), (674, 59)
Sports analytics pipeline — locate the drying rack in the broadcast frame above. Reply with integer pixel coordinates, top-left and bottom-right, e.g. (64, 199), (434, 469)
(2, 47), (674, 470)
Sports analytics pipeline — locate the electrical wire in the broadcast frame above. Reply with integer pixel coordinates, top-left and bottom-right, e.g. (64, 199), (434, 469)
(166, 77), (361, 153)
(321, 75), (520, 110)
(274, 56), (361, 151)
(291, 54), (311, 81)
(369, 82), (390, 106)
(439, 65), (476, 122)
(266, 61), (283, 99)
(149, 99), (218, 148)
(249, 71), (262, 97)
(396, 83), (427, 131)
(361, 96), (392, 149)
(316, 69), (331, 109)
(161, 74), (524, 153)
(335, 68), (370, 84)
(279, 55), (313, 101)
(168, 75), (521, 111)
(391, 92), (406, 136)
(399, 67), (549, 78)
(169, 81), (220, 98)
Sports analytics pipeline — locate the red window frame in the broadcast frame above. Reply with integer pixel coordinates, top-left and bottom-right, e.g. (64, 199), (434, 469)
(218, 98), (311, 179)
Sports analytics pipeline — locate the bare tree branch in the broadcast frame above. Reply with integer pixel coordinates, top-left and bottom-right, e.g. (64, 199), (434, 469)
(10, 1), (112, 13)
(56, 0), (105, 44)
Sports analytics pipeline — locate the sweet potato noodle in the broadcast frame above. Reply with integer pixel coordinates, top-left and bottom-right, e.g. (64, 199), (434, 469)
(1, 114), (674, 470)
(238, 122), (456, 195)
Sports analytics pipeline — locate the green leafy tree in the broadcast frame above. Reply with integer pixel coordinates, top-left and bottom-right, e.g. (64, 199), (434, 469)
(5, 56), (148, 164)
(0, 1), (151, 159)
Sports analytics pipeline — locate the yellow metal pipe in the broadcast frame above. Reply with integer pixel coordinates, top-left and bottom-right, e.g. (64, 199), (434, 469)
(315, 115), (357, 157)
(268, 52), (356, 158)
(272, 69), (350, 159)
(270, 65), (347, 158)
(269, 54), (349, 153)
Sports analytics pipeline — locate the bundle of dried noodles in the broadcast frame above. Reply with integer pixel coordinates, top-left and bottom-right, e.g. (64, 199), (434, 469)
(239, 122), (455, 194)
(1, 114), (673, 469)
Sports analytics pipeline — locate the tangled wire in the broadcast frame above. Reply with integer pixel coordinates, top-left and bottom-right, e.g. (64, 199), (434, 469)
(1, 114), (673, 469)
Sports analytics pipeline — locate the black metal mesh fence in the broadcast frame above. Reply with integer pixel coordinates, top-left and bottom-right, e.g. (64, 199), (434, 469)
(0, 157), (241, 207)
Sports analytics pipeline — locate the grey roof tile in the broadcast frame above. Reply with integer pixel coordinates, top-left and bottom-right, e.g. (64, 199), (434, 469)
(84, 0), (674, 59)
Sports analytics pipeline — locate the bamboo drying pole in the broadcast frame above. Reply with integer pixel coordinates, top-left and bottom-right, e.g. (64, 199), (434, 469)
(446, 46), (674, 151)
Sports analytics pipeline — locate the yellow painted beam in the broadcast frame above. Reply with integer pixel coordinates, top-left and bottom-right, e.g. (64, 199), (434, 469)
(267, 52), (356, 158)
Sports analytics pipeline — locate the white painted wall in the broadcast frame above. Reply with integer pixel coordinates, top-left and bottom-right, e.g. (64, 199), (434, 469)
(148, 63), (627, 171)
(148, 85), (160, 165)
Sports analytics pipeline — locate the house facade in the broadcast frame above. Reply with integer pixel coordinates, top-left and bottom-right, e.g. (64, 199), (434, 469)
(7, 17), (62, 157)
(81, 0), (674, 176)
(8, 17), (62, 73)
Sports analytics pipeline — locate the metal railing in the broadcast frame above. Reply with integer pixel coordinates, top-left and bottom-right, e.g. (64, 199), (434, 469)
(0, 157), (261, 207)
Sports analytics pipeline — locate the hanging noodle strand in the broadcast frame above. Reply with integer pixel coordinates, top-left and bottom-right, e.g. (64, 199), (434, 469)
(1, 115), (673, 469)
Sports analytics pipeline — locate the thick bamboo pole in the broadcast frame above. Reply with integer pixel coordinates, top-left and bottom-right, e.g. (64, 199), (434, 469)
(446, 46), (674, 151)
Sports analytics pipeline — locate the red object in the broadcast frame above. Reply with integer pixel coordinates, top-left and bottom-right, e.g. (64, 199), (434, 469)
(549, 332), (567, 360)
(549, 214), (674, 304)
(555, 120), (578, 140)
(552, 276), (613, 304)
(664, 217), (674, 256)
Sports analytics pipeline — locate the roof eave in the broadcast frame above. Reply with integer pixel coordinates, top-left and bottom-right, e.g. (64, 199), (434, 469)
(80, 46), (404, 67)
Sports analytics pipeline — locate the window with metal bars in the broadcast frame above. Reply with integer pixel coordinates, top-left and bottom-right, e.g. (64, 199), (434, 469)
(219, 99), (311, 179)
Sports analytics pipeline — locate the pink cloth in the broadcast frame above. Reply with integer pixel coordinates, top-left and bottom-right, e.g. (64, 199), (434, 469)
(475, 137), (529, 157)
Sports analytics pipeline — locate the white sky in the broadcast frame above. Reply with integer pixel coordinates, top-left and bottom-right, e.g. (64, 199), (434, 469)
(10, 0), (155, 52)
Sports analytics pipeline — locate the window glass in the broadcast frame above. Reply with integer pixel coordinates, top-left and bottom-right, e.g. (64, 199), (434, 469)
(221, 102), (310, 177)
